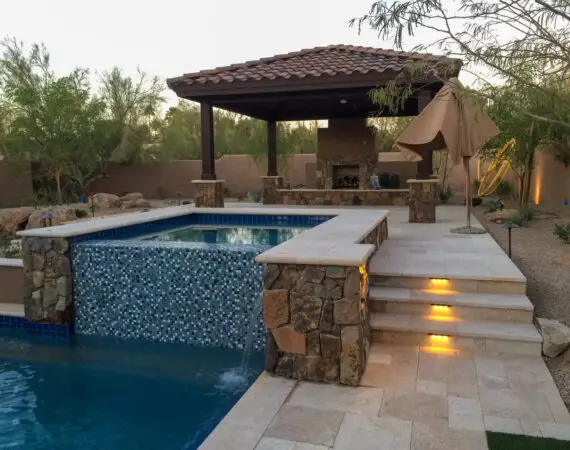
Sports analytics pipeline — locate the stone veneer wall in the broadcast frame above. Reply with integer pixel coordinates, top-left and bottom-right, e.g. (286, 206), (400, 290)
(279, 189), (409, 206)
(408, 179), (439, 223)
(22, 237), (73, 323)
(72, 241), (266, 349)
(263, 218), (388, 386)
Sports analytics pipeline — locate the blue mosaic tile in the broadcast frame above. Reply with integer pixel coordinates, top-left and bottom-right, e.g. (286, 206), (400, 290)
(69, 213), (332, 244)
(0, 315), (72, 337)
(72, 240), (267, 350)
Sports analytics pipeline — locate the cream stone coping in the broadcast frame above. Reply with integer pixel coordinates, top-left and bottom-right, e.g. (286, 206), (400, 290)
(0, 303), (24, 317)
(191, 179), (226, 183)
(255, 209), (389, 266)
(0, 258), (23, 268)
(277, 188), (408, 193)
(16, 206), (389, 266)
(407, 178), (439, 184)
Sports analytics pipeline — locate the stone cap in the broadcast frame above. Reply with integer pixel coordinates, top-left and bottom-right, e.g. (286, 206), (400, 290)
(256, 209), (389, 267)
(191, 179), (226, 183)
(407, 178), (439, 184)
(278, 188), (409, 193)
(0, 258), (23, 267)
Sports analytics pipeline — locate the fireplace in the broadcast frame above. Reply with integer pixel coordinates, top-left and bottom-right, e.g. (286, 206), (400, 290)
(333, 164), (359, 189)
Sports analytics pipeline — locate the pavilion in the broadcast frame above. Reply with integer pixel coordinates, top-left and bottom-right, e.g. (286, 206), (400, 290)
(167, 45), (461, 208)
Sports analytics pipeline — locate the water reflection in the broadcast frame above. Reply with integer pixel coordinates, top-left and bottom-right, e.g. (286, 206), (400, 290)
(144, 227), (306, 246)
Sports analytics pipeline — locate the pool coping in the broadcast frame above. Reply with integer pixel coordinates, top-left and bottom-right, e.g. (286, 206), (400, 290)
(17, 206), (390, 267)
(0, 258), (23, 268)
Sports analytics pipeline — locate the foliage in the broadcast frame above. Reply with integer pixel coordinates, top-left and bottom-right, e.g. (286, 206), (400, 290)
(0, 234), (21, 258)
(353, 0), (570, 129)
(370, 116), (413, 152)
(508, 208), (534, 226)
(483, 199), (502, 212)
(438, 185), (453, 203)
(0, 37), (166, 203)
(495, 180), (514, 197)
(157, 101), (317, 160)
(553, 223), (570, 243)
(74, 209), (88, 218)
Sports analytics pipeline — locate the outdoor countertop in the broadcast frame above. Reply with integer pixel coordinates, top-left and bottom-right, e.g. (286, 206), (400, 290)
(0, 258), (23, 268)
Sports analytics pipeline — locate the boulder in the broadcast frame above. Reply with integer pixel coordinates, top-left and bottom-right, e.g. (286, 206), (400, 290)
(537, 318), (570, 358)
(0, 207), (35, 234)
(485, 209), (518, 224)
(26, 206), (78, 230)
(90, 193), (119, 209)
(119, 192), (143, 202)
(134, 198), (151, 208)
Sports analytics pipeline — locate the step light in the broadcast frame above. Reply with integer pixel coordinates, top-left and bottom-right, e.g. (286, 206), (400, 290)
(430, 278), (449, 287)
(429, 334), (449, 342)
(431, 305), (451, 311)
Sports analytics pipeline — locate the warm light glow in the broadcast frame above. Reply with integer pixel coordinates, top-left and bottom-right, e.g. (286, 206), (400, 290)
(431, 305), (451, 311)
(429, 334), (450, 342)
(424, 289), (457, 295)
(359, 265), (368, 299)
(426, 315), (457, 322)
(420, 346), (460, 355)
(430, 278), (449, 287)
(534, 166), (542, 205)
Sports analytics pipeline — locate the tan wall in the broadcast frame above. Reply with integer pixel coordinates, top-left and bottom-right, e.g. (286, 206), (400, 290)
(0, 162), (34, 207)
(531, 150), (570, 213)
(0, 265), (24, 304)
(376, 159), (418, 189)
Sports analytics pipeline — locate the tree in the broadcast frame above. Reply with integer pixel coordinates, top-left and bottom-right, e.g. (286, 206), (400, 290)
(0, 38), (106, 203)
(353, 0), (570, 128)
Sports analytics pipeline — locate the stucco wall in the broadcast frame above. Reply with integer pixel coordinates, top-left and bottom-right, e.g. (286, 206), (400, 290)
(530, 150), (570, 212)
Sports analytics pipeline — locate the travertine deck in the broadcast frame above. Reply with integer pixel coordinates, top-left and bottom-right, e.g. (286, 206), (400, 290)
(201, 345), (570, 450)
(199, 205), (570, 449)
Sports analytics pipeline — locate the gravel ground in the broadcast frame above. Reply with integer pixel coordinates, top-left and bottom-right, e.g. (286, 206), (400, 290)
(473, 206), (570, 408)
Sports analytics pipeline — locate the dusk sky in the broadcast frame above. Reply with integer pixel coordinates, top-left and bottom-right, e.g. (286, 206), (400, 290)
(1, 0), (469, 108)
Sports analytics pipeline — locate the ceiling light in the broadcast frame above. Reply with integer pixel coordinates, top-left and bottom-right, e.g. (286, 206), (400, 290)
(340, 99), (348, 104)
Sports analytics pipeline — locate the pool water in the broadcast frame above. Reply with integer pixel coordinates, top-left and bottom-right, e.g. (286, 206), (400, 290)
(141, 226), (307, 246)
(0, 332), (263, 450)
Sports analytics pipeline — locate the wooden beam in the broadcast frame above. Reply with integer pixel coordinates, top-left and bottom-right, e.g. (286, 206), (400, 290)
(267, 120), (277, 176)
(200, 102), (216, 180)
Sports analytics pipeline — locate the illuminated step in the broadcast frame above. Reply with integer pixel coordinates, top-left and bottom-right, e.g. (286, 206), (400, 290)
(368, 287), (533, 322)
(369, 274), (526, 295)
(370, 312), (542, 355)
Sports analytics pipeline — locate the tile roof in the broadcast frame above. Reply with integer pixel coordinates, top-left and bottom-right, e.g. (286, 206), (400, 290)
(167, 45), (460, 88)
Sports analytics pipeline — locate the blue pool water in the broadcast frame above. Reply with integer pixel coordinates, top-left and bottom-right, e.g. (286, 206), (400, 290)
(140, 226), (307, 246)
(0, 332), (263, 450)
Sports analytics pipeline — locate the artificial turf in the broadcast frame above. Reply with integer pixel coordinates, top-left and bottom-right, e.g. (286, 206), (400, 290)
(486, 432), (570, 450)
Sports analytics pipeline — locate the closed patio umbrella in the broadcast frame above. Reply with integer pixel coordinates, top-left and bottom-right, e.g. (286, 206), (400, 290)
(395, 78), (499, 233)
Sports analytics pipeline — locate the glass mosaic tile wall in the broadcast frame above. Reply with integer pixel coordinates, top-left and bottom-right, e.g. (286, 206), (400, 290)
(72, 240), (266, 350)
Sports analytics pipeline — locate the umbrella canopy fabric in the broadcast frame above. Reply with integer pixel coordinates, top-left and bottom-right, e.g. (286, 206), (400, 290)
(395, 78), (499, 164)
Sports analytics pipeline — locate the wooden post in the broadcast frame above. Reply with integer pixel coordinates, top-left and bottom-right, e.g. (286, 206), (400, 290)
(267, 120), (277, 176)
(417, 89), (433, 179)
(200, 102), (216, 180)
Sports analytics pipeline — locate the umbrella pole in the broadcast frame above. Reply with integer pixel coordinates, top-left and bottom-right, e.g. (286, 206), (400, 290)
(464, 157), (471, 228)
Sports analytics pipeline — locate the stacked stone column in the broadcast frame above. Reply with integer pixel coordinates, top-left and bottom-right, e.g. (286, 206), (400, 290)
(192, 180), (225, 207)
(261, 176), (284, 205)
(407, 179), (439, 223)
(22, 237), (73, 324)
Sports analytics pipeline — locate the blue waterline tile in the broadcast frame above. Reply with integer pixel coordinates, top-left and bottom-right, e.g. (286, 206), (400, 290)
(0, 315), (72, 337)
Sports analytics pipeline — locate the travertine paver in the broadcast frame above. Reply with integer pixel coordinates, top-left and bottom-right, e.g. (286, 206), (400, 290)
(334, 414), (412, 450)
(200, 343), (570, 449)
(264, 405), (344, 447)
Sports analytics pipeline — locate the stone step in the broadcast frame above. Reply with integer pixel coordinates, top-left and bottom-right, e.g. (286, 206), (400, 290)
(370, 312), (542, 355)
(369, 274), (526, 295)
(368, 286), (534, 322)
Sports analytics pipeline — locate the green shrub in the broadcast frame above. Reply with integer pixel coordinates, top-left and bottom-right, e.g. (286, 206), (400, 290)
(439, 185), (453, 204)
(508, 209), (534, 227)
(75, 209), (88, 218)
(496, 180), (514, 197)
(554, 223), (570, 244)
(473, 178), (481, 191)
(483, 199), (502, 213)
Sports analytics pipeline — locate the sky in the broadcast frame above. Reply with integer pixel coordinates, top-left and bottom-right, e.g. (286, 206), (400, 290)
(0, 0), (468, 109)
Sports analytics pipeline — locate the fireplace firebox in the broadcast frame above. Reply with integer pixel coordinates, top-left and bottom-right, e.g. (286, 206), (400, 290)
(333, 164), (360, 189)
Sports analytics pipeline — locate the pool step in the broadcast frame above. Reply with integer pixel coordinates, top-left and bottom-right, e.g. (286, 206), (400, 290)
(370, 312), (542, 355)
(368, 286), (534, 322)
(369, 274), (526, 295)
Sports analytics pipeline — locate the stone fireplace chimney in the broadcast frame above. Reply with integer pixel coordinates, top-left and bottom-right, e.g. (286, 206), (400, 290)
(316, 118), (377, 190)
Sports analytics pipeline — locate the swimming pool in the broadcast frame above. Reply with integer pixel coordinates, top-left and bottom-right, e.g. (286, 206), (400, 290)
(0, 332), (263, 450)
(140, 225), (307, 246)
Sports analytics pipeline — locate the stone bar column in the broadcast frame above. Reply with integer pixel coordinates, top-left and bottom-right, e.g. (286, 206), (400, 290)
(22, 236), (73, 323)
(261, 176), (283, 205)
(408, 178), (439, 223)
(191, 180), (225, 207)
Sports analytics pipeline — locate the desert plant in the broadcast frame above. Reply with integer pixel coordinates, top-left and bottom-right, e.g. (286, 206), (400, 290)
(496, 180), (514, 197)
(473, 178), (481, 192)
(75, 209), (88, 218)
(508, 209), (534, 227)
(439, 185), (453, 204)
(483, 199), (502, 213)
(554, 223), (570, 244)
(247, 191), (262, 203)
